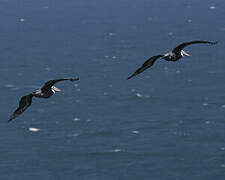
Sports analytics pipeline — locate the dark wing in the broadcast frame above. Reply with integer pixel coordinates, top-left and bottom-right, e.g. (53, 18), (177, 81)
(127, 55), (163, 79)
(172, 40), (217, 53)
(9, 94), (33, 122)
(41, 77), (79, 91)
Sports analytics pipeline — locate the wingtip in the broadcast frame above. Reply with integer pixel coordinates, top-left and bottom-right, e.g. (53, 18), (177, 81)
(209, 41), (218, 45)
(71, 77), (79, 81)
(8, 114), (18, 122)
(127, 75), (132, 80)
(8, 118), (13, 123)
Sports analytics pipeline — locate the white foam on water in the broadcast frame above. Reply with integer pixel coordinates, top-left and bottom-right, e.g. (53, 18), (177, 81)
(202, 103), (208, 106)
(221, 105), (225, 108)
(4, 84), (14, 88)
(136, 93), (142, 97)
(72, 133), (79, 137)
(108, 32), (115, 36)
(109, 149), (121, 153)
(73, 118), (80, 121)
(205, 121), (210, 124)
(176, 70), (181, 74)
(29, 127), (40, 132)
(132, 130), (139, 134)
(135, 93), (151, 99)
(209, 6), (216, 9)
(20, 18), (25, 22)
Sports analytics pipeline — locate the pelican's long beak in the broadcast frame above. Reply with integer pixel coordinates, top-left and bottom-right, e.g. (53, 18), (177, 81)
(52, 86), (61, 92)
(181, 50), (191, 57)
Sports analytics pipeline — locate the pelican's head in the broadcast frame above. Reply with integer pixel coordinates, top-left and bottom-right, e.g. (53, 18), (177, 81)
(181, 50), (191, 57)
(51, 86), (61, 93)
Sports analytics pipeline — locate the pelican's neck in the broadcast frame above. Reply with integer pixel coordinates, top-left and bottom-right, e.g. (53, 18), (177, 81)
(181, 50), (184, 57)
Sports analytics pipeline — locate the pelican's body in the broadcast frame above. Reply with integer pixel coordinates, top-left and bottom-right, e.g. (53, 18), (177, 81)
(32, 86), (60, 98)
(9, 77), (79, 122)
(32, 90), (50, 98)
(127, 40), (217, 79)
(162, 51), (183, 61)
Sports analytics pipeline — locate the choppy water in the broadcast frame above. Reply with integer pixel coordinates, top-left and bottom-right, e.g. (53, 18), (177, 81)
(1, 0), (225, 179)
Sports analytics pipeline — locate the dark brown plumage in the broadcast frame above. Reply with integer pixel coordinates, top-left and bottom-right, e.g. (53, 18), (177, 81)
(9, 77), (79, 122)
(127, 55), (163, 79)
(127, 40), (217, 79)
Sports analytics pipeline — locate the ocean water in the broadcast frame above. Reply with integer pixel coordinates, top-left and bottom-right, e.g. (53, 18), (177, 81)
(1, 0), (225, 179)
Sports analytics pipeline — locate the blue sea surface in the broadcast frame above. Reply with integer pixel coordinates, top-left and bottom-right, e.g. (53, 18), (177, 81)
(1, 0), (225, 179)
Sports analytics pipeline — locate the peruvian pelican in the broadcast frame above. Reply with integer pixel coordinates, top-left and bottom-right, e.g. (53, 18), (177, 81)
(127, 40), (217, 79)
(9, 77), (79, 122)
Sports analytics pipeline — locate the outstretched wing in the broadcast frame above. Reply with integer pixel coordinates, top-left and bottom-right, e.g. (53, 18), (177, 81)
(9, 94), (33, 122)
(172, 40), (217, 53)
(41, 77), (79, 91)
(127, 55), (163, 79)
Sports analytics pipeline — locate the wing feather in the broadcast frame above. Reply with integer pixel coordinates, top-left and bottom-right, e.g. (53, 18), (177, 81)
(41, 77), (79, 91)
(8, 94), (33, 122)
(127, 55), (163, 79)
(172, 40), (217, 53)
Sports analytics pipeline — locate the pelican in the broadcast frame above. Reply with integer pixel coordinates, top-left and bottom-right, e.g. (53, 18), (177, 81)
(9, 77), (79, 122)
(127, 40), (217, 79)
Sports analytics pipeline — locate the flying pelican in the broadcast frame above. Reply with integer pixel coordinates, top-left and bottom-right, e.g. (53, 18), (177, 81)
(9, 77), (79, 122)
(127, 40), (217, 79)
